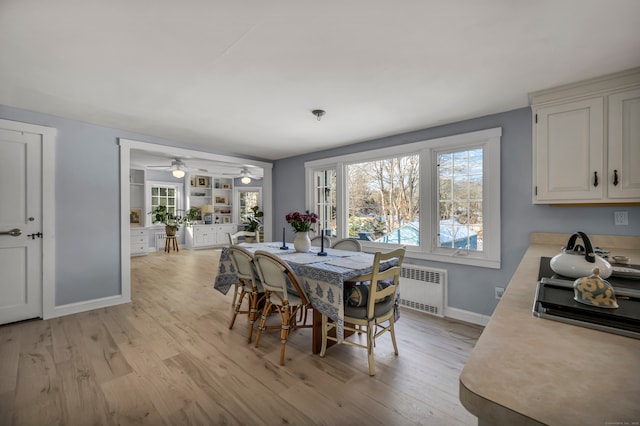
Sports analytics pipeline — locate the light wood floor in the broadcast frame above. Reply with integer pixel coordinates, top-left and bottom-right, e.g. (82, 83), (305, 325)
(0, 248), (484, 426)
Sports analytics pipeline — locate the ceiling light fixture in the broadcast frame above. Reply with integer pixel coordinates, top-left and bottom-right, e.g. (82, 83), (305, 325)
(172, 168), (186, 178)
(312, 109), (326, 121)
(241, 176), (251, 184)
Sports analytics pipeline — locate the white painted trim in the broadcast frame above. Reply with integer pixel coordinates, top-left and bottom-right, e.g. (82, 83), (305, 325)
(119, 137), (274, 303)
(120, 144), (132, 304)
(304, 127), (502, 269)
(0, 119), (57, 320)
(444, 306), (491, 326)
(48, 294), (129, 319)
(120, 138), (273, 170)
(304, 127), (502, 168)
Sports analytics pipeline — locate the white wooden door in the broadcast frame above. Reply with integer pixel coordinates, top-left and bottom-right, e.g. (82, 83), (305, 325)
(0, 128), (42, 324)
(608, 88), (640, 199)
(534, 97), (604, 202)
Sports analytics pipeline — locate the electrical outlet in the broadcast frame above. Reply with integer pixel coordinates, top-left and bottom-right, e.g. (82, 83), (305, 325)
(614, 211), (628, 226)
(495, 287), (505, 300)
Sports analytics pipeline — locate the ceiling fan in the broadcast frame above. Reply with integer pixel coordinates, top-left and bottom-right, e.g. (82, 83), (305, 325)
(222, 166), (261, 184)
(146, 158), (208, 178)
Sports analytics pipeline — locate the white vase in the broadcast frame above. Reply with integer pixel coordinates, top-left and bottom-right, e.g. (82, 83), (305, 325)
(293, 231), (311, 253)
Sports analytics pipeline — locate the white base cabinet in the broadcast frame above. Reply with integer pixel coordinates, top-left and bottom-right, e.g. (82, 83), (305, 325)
(531, 68), (640, 204)
(130, 228), (148, 256)
(186, 224), (237, 249)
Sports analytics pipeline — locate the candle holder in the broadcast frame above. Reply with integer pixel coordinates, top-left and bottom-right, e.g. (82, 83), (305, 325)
(317, 230), (327, 256)
(280, 227), (289, 250)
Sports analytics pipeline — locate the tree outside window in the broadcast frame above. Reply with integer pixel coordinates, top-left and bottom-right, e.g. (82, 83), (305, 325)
(347, 154), (420, 245)
(437, 148), (483, 251)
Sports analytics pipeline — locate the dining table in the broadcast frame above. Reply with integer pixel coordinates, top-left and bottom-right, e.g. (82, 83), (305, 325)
(213, 241), (398, 354)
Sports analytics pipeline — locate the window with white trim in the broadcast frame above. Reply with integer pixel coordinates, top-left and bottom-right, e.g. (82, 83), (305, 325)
(347, 155), (420, 245)
(145, 182), (182, 227)
(305, 128), (501, 268)
(237, 189), (261, 224)
(313, 169), (337, 238)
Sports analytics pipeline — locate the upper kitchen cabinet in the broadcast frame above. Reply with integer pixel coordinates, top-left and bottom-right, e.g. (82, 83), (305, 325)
(530, 68), (640, 204)
(608, 88), (640, 200)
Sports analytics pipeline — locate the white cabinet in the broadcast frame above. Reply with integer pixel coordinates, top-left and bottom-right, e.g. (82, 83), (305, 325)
(213, 178), (233, 224)
(130, 228), (148, 256)
(186, 224), (237, 249)
(531, 68), (640, 204)
(187, 176), (234, 224)
(533, 97), (604, 202)
(187, 174), (213, 220)
(608, 88), (640, 199)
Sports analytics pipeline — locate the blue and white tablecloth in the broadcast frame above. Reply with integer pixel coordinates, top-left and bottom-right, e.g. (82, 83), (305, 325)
(213, 243), (396, 342)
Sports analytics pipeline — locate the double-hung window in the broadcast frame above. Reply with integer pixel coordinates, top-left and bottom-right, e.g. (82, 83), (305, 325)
(305, 128), (501, 268)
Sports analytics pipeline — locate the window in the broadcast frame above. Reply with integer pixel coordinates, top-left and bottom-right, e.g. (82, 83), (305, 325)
(437, 148), (483, 251)
(146, 182), (182, 227)
(313, 169), (337, 237)
(238, 189), (261, 224)
(305, 128), (501, 268)
(347, 155), (419, 245)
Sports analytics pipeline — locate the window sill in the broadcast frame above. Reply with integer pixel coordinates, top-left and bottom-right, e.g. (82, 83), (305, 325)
(359, 241), (500, 269)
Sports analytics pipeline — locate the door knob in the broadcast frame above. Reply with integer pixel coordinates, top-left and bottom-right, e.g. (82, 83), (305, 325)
(0, 228), (22, 237)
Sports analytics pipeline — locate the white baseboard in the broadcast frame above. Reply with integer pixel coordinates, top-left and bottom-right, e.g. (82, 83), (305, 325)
(45, 294), (130, 320)
(444, 306), (491, 326)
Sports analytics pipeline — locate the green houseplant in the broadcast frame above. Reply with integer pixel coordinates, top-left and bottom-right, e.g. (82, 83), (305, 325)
(150, 206), (197, 236)
(245, 205), (263, 233)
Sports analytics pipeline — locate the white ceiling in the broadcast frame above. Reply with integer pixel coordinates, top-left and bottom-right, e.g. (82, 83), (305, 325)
(2, 1), (640, 161)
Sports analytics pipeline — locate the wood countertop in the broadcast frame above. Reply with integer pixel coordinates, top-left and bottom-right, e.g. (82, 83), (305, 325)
(459, 233), (640, 426)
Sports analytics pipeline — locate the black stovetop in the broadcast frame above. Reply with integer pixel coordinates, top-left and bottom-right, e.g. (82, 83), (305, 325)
(533, 257), (640, 339)
(537, 256), (640, 291)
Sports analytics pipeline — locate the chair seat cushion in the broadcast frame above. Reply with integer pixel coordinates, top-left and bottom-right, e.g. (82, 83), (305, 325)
(345, 298), (394, 319)
(345, 282), (392, 307)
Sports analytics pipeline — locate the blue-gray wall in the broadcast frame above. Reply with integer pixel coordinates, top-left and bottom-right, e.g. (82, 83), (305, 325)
(273, 107), (640, 316)
(2, 103), (638, 316)
(0, 104), (265, 306)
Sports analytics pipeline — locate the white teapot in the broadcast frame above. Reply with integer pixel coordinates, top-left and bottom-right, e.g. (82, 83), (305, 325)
(550, 232), (612, 279)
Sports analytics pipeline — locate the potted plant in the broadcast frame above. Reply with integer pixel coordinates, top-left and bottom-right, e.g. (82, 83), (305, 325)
(244, 205), (263, 242)
(150, 205), (195, 236)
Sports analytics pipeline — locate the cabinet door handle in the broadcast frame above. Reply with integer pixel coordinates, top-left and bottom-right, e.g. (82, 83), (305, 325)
(593, 171), (598, 187)
(613, 169), (619, 186)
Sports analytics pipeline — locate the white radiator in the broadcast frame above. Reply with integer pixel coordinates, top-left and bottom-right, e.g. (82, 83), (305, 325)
(398, 265), (446, 317)
(155, 232), (166, 251)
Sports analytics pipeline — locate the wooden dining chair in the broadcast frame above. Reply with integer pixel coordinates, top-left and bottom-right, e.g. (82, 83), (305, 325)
(310, 235), (331, 248)
(227, 230), (260, 245)
(319, 247), (406, 376)
(330, 238), (362, 252)
(227, 231), (259, 308)
(227, 245), (265, 343)
(252, 250), (312, 366)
